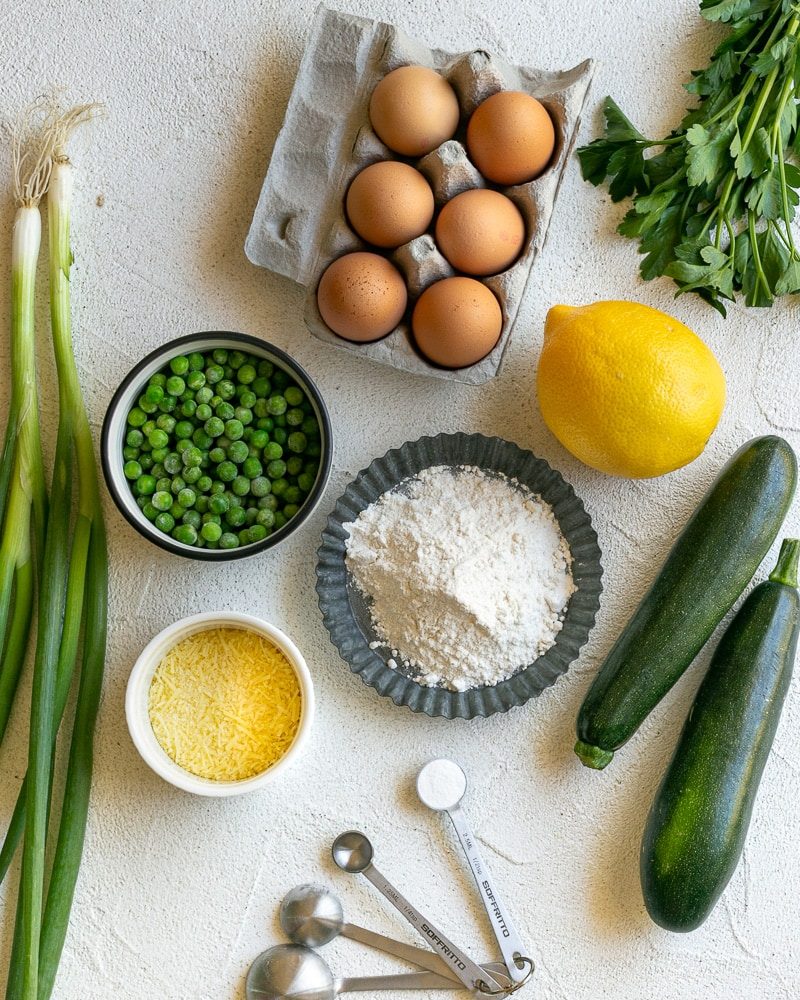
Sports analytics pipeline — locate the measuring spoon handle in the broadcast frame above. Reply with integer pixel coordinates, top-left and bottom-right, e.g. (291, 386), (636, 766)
(341, 922), (457, 982)
(337, 970), (460, 992)
(361, 862), (499, 992)
(448, 805), (528, 982)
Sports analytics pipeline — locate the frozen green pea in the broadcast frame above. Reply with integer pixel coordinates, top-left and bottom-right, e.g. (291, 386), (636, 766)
(173, 524), (197, 545)
(267, 459), (287, 480)
(182, 446), (203, 468)
(209, 447), (226, 464)
(242, 457), (262, 479)
(270, 477), (289, 497)
(136, 475), (157, 496)
(187, 369), (206, 391)
(138, 395), (158, 414)
(192, 429), (213, 450)
(297, 472), (316, 493)
(225, 419), (244, 441)
(287, 432), (307, 454)
(154, 512), (175, 533)
(248, 523), (268, 542)
(196, 403), (212, 422)
(286, 407), (304, 427)
(301, 416), (319, 437)
(178, 488), (196, 508)
(218, 461), (237, 482)
(166, 375), (186, 396)
(263, 441), (283, 461)
(182, 509), (202, 529)
(201, 521), (222, 542)
(227, 505), (246, 527)
(123, 446), (139, 462)
(170, 355), (190, 376)
(183, 466), (201, 485)
(126, 429), (144, 448)
(148, 429), (168, 450)
(127, 407), (147, 428)
(266, 394), (287, 416)
(252, 376), (271, 398)
(219, 532), (239, 549)
(283, 504), (300, 519)
(231, 476), (250, 496)
(152, 491), (172, 512)
(210, 494), (229, 515)
(256, 508), (275, 528)
(286, 456), (303, 477)
(196, 386), (213, 405)
(124, 460), (142, 480)
(228, 440), (249, 464)
(164, 452), (182, 474)
(284, 386), (304, 407)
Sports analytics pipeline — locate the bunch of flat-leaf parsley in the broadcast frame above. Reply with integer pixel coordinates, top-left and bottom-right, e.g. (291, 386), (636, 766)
(579, 0), (800, 314)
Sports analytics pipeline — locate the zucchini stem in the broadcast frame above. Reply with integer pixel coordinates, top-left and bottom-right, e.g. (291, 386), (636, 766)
(770, 538), (800, 588)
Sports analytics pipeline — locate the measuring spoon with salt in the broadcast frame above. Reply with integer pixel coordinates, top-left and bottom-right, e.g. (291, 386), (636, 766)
(417, 759), (530, 984)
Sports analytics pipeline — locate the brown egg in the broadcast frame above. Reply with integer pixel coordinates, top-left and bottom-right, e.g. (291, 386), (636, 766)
(467, 91), (556, 185)
(435, 189), (525, 277)
(369, 66), (460, 157)
(317, 252), (408, 343)
(346, 161), (435, 248)
(412, 277), (502, 368)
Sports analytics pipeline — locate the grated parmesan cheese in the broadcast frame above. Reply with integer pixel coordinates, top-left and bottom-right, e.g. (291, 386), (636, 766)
(148, 627), (302, 782)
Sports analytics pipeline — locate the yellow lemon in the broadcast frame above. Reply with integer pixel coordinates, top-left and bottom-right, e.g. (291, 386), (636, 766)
(537, 301), (726, 478)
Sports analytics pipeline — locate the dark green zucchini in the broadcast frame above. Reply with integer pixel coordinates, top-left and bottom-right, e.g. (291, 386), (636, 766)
(641, 539), (800, 931)
(575, 436), (797, 770)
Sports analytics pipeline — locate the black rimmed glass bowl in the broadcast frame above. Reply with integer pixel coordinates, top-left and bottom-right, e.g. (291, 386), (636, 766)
(102, 332), (332, 561)
(316, 432), (602, 719)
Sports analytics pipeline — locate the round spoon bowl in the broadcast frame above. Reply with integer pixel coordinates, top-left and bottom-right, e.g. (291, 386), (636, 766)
(247, 945), (334, 1000)
(331, 831), (373, 873)
(280, 885), (344, 949)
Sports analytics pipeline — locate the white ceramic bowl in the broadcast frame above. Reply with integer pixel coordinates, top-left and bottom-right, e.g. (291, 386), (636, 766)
(126, 611), (314, 797)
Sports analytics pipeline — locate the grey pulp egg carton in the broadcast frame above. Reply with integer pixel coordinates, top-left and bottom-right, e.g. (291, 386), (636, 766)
(246, 4), (594, 385)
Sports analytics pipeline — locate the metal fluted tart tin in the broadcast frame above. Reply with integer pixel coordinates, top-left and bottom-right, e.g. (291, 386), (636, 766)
(316, 432), (603, 720)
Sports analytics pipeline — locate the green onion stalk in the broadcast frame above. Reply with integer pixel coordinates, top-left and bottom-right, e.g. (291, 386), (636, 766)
(0, 123), (50, 744)
(5, 103), (107, 1000)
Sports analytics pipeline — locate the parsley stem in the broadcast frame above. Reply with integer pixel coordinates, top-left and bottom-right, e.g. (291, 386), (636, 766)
(749, 209), (771, 302)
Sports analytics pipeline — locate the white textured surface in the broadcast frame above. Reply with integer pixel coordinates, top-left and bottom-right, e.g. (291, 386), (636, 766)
(0, 2), (798, 998)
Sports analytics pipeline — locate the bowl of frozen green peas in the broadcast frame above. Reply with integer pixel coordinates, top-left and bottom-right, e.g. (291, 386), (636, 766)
(102, 332), (333, 559)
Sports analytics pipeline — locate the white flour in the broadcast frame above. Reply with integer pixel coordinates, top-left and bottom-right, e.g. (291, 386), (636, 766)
(344, 465), (575, 692)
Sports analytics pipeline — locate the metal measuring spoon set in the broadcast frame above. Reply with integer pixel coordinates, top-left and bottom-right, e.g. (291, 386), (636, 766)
(247, 759), (533, 999)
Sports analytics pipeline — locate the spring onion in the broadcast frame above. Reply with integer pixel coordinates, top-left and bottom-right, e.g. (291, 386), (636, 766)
(1, 102), (107, 1000)
(0, 116), (49, 744)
